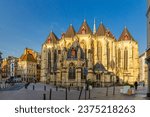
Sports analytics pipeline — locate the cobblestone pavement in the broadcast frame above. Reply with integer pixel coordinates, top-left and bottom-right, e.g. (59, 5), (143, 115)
(0, 82), (149, 100)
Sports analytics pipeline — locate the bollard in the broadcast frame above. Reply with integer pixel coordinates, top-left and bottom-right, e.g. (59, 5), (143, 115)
(56, 86), (58, 91)
(85, 89), (87, 100)
(106, 86), (108, 96)
(65, 88), (68, 100)
(77, 86), (79, 91)
(78, 87), (83, 100)
(113, 85), (115, 95)
(43, 94), (46, 100)
(49, 89), (52, 100)
(88, 90), (91, 99)
(33, 85), (35, 90)
(44, 86), (46, 91)
(68, 86), (70, 92)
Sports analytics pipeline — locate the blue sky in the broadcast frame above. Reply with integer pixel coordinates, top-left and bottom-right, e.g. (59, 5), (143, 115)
(0, 0), (147, 58)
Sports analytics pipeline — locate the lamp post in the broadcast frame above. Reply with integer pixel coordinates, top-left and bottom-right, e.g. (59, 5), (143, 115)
(110, 60), (116, 95)
(83, 67), (88, 100)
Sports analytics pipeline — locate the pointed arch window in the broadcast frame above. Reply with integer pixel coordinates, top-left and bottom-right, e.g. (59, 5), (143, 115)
(54, 50), (57, 63)
(68, 63), (76, 79)
(48, 50), (51, 73)
(107, 43), (110, 69)
(97, 41), (102, 62)
(115, 46), (117, 67)
(118, 48), (121, 68)
(124, 48), (128, 70)
(53, 50), (57, 71)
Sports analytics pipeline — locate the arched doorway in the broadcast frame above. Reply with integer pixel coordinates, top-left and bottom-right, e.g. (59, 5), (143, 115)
(68, 63), (76, 79)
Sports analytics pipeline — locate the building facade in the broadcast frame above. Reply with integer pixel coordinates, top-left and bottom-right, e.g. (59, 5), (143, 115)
(1, 58), (9, 78)
(146, 0), (150, 97)
(1, 56), (18, 78)
(10, 57), (18, 77)
(41, 20), (139, 86)
(18, 48), (37, 82)
(139, 52), (148, 84)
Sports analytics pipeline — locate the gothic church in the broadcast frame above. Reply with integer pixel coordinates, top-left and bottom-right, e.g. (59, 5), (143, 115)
(41, 20), (139, 87)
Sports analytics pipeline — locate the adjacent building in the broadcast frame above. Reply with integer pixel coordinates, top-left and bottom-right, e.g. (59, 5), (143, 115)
(9, 57), (18, 77)
(146, 0), (150, 97)
(41, 20), (139, 86)
(1, 58), (9, 78)
(18, 48), (41, 82)
(139, 52), (148, 84)
(1, 56), (18, 78)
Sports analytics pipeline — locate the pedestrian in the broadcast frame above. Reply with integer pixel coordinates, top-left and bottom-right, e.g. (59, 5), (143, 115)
(134, 81), (138, 90)
(25, 83), (27, 89)
(143, 81), (145, 87)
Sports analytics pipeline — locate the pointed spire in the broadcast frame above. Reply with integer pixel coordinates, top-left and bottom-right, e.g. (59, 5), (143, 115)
(65, 24), (76, 37)
(45, 31), (58, 44)
(78, 20), (92, 34)
(96, 23), (106, 36)
(118, 27), (135, 41)
(93, 18), (96, 34)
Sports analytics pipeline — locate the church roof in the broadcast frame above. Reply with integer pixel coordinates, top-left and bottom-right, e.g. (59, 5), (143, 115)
(93, 62), (107, 73)
(96, 23), (107, 36)
(118, 27), (136, 42)
(45, 31), (58, 44)
(20, 52), (36, 62)
(96, 23), (115, 39)
(65, 24), (76, 37)
(78, 20), (92, 34)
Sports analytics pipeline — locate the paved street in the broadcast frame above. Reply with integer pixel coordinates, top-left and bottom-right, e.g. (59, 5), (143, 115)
(0, 82), (149, 100)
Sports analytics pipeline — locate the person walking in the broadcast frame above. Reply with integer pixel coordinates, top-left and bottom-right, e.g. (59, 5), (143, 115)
(134, 81), (138, 90)
(143, 81), (145, 87)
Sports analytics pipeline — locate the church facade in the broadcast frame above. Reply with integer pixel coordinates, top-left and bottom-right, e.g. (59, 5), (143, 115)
(41, 20), (139, 87)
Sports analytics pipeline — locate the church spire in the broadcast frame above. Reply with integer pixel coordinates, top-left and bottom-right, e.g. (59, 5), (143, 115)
(78, 20), (92, 34)
(93, 18), (96, 34)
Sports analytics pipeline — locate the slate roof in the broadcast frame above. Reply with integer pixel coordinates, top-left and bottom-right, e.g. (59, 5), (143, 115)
(118, 27), (136, 42)
(93, 62), (107, 73)
(96, 23), (107, 36)
(45, 31), (58, 44)
(65, 24), (76, 37)
(78, 20), (92, 34)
